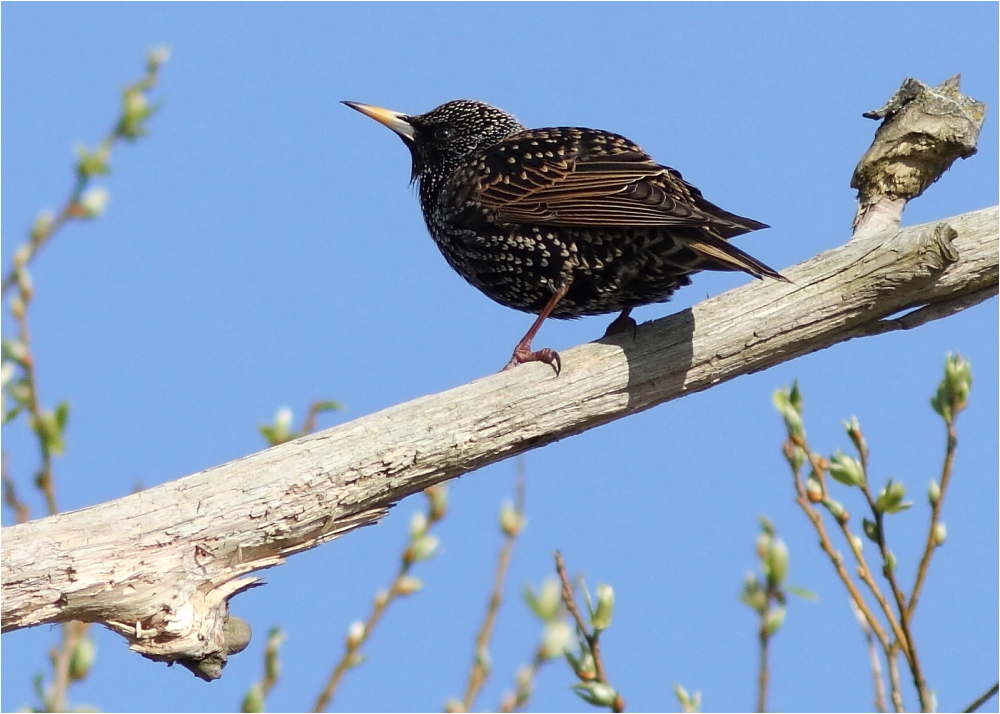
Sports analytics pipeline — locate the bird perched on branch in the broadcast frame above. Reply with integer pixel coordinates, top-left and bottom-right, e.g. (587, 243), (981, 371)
(344, 99), (784, 374)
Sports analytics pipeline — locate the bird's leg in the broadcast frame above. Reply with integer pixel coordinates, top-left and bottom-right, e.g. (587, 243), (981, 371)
(502, 282), (571, 375)
(603, 307), (636, 339)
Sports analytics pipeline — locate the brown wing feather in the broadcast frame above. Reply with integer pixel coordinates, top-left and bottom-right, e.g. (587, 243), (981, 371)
(448, 128), (767, 235)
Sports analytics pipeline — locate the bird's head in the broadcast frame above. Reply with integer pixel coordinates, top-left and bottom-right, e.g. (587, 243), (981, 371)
(343, 99), (526, 185)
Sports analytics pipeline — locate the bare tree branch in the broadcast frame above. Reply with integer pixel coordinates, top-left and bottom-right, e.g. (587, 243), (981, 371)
(1, 202), (995, 676)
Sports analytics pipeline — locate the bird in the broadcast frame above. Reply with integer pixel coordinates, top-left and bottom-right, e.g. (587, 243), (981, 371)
(343, 99), (785, 374)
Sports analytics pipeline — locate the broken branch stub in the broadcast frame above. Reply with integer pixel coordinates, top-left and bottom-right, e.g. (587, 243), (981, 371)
(851, 74), (986, 238)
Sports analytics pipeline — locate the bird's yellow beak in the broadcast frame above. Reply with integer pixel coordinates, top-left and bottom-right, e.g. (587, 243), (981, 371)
(342, 101), (416, 141)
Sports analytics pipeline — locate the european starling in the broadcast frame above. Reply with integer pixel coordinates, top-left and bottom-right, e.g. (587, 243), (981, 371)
(344, 99), (784, 373)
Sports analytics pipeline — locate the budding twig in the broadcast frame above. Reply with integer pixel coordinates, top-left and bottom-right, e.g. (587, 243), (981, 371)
(461, 478), (525, 712)
(312, 485), (446, 713)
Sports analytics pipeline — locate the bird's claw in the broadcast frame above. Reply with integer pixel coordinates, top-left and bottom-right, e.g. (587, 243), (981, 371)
(502, 346), (562, 375)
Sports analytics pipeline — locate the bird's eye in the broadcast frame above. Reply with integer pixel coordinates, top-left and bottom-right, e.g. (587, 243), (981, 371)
(433, 126), (456, 141)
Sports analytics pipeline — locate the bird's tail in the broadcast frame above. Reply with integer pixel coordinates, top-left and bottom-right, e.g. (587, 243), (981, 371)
(679, 231), (788, 282)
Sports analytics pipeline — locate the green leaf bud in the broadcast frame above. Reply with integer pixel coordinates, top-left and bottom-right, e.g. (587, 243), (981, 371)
(75, 144), (111, 178)
(932, 353), (973, 421)
(425, 484), (448, 521)
(876, 479), (912, 514)
(828, 449), (866, 488)
(933, 522), (947, 546)
(591, 584), (614, 631)
(772, 387), (805, 438)
(565, 643), (597, 680)
(928, 479), (941, 507)
(822, 497), (848, 523)
(405, 534), (438, 563)
(121, 88), (152, 139)
(55, 401), (71, 431)
(765, 537), (789, 587)
(395, 575), (423, 596)
(842, 416), (868, 457)
(409, 511), (428, 539)
(674, 683), (690, 701)
(77, 187), (110, 219)
(499, 499), (526, 537)
(274, 406), (292, 432)
(883, 551), (897, 575)
(524, 577), (562, 622)
(572, 681), (618, 708)
(473, 646), (492, 671)
(740, 575), (767, 615)
(263, 627), (285, 682)
(862, 517), (879, 543)
(784, 443), (807, 472)
(346, 620), (365, 649)
(756, 530), (771, 560)
(763, 605), (786, 636)
(674, 683), (702, 713)
(944, 354), (972, 407)
(68, 635), (96, 681)
(241, 682), (265, 713)
(33, 409), (66, 456)
(260, 406), (293, 445)
(147, 46), (171, 72)
(30, 211), (54, 244)
(0, 337), (28, 365)
(9, 296), (26, 320)
(757, 515), (776, 536)
(540, 619), (573, 660)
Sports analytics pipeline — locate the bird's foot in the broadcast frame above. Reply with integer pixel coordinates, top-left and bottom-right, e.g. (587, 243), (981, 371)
(603, 309), (636, 339)
(502, 345), (562, 375)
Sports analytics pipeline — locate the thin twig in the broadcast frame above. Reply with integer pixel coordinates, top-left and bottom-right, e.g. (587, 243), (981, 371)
(963, 682), (999, 713)
(554, 551), (624, 713)
(786, 443), (890, 651)
(301, 400), (342, 438)
(555, 551), (607, 683)
(498, 648), (547, 713)
(260, 628), (284, 700)
(312, 486), (445, 712)
(798, 441), (913, 667)
(12, 303), (58, 516)
(312, 567), (406, 711)
(2, 454), (30, 524)
(756, 611), (771, 713)
(886, 643), (905, 713)
(858, 482), (931, 711)
(1, 175), (85, 298)
(0, 54), (166, 298)
(850, 598), (887, 713)
(909, 418), (957, 618)
(49, 621), (90, 712)
(461, 479), (524, 712)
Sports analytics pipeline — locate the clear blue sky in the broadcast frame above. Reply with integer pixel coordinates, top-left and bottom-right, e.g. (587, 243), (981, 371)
(2, 4), (997, 713)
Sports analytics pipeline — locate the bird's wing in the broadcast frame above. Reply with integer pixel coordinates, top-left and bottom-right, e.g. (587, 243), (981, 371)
(447, 128), (767, 235)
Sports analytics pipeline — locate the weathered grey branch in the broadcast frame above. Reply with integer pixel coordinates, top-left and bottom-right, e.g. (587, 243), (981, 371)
(2, 204), (997, 672)
(2, 74), (995, 680)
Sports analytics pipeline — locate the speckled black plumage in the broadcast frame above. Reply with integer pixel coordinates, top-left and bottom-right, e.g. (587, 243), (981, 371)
(344, 99), (783, 372)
